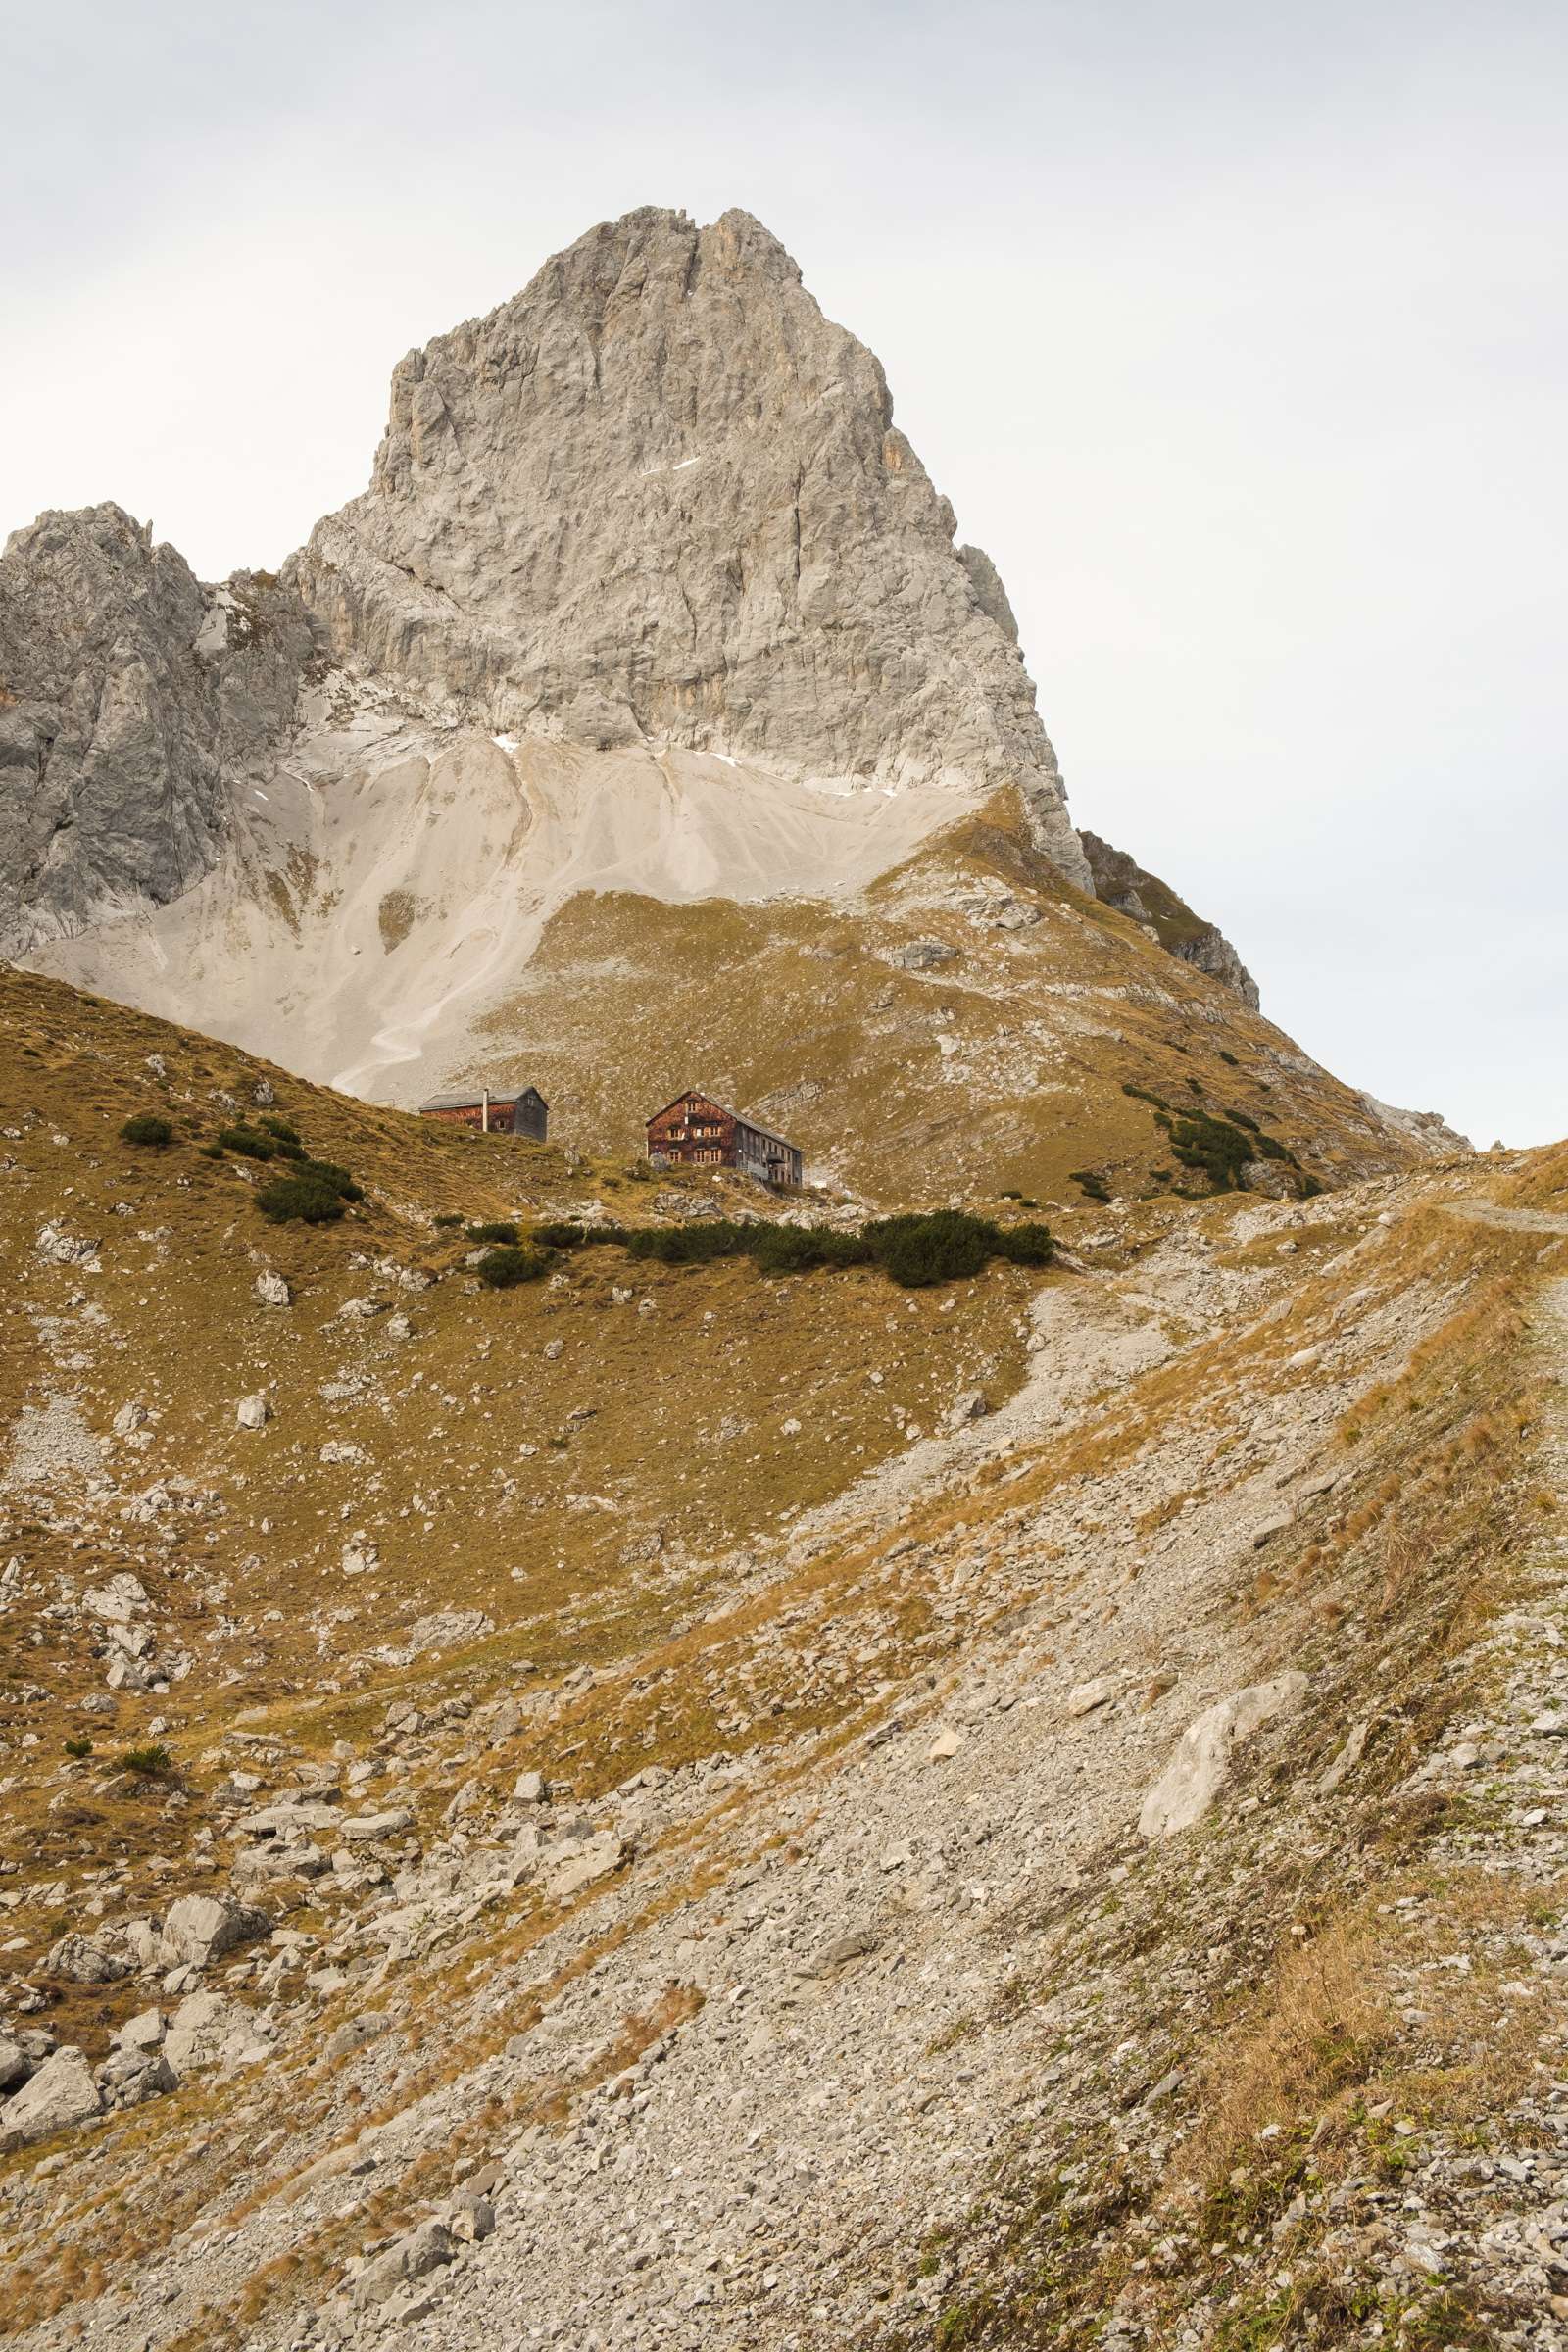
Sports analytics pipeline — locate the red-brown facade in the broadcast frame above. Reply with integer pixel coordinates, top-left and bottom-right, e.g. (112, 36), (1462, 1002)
(645, 1090), (803, 1187)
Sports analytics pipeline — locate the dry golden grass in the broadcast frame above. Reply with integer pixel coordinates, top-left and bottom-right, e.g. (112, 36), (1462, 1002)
(1190, 1862), (1565, 2233)
(900, 1165), (1562, 2352)
(473, 788), (1433, 1211)
(1191, 1916), (1394, 2180)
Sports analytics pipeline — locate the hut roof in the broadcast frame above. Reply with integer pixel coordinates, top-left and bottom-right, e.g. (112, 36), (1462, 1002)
(417, 1087), (547, 1114)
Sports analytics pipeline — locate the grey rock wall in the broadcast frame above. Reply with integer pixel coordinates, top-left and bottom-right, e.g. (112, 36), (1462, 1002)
(0, 505), (310, 956)
(290, 207), (1092, 888)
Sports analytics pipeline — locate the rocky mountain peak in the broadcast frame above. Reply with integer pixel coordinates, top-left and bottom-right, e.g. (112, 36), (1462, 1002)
(290, 205), (1091, 887)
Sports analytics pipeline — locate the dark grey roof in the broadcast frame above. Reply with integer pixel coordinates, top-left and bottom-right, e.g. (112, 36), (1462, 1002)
(417, 1086), (546, 1113)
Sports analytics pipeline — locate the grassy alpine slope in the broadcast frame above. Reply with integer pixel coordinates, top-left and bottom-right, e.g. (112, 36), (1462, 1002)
(472, 792), (1432, 1206)
(0, 970), (1559, 2352)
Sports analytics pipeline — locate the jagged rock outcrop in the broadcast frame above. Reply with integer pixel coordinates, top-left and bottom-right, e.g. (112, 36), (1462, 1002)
(289, 206), (1091, 889)
(1080, 828), (1261, 1009)
(1357, 1095), (1474, 1156)
(0, 505), (310, 956)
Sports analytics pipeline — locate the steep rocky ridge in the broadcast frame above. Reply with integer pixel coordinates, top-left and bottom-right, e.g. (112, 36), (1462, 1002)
(0, 505), (310, 956)
(1081, 826), (1260, 1009)
(0, 973), (1555, 2350)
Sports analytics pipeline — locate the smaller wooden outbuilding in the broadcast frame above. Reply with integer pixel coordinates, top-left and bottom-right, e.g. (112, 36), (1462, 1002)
(646, 1089), (803, 1188)
(417, 1085), (549, 1141)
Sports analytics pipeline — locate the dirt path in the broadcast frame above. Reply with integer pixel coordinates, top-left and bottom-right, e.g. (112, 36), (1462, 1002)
(1444, 1198), (1568, 1236)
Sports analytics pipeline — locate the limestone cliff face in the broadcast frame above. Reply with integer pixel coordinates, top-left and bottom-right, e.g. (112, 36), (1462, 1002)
(0, 505), (310, 956)
(289, 207), (1091, 889)
(2, 210), (1305, 1051)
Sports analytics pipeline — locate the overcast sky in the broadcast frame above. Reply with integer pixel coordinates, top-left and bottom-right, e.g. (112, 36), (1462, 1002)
(6, 1), (1564, 1145)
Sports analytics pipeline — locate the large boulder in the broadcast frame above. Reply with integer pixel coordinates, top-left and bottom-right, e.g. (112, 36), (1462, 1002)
(161, 1893), (271, 1969)
(538, 1831), (624, 1903)
(0, 2046), (103, 2151)
(163, 1991), (271, 2077)
(97, 2047), (176, 2110)
(46, 1931), (132, 1985)
(353, 2218), (456, 2308)
(82, 1571), (148, 1625)
(1138, 1674), (1308, 1838)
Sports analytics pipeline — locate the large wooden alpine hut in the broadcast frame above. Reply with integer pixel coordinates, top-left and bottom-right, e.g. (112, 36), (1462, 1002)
(645, 1089), (803, 1187)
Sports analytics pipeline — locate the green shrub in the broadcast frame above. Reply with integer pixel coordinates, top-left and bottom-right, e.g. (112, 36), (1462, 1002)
(122, 1743), (173, 1778)
(863, 1210), (995, 1288)
(1168, 1112), (1254, 1190)
(993, 1221), (1054, 1267)
(305, 1159), (364, 1201)
(121, 1112), (173, 1147)
(256, 1174), (345, 1224)
(750, 1223), (874, 1275)
(625, 1220), (753, 1266)
(1069, 1168), (1112, 1203)
(258, 1115), (301, 1145)
(254, 1156), (362, 1224)
(218, 1124), (275, 1160)
(1218, 1049), (1239, 1065)
(614, 1209), (1054, 1290)
(433, 1212), (465, 1228)
(199, 1142), (226, 1159)
(64, 1737), (93, 1759)
(477, 1244), (550, 1288)
(466, 1220), (519, 1245)
(533, 1219), (627, 1250)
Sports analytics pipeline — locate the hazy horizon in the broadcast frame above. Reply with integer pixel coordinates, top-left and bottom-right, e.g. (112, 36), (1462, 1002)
(6, 0), (1563, 1146)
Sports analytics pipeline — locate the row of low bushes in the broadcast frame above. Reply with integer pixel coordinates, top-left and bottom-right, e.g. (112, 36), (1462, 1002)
(120, 1106), (366, 1222)
(474, 1207), (1054, 1293)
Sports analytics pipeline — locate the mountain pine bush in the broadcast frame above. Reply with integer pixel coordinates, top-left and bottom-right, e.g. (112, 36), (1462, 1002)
(121, 1113), (173, 1147)
(255, 1155), (364, 1223)
(477, 1243), (550, 1287)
